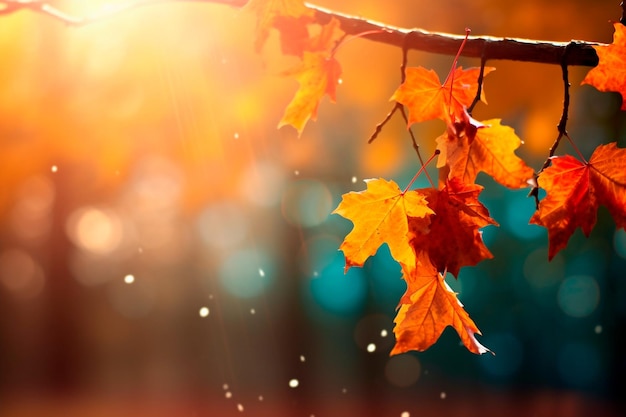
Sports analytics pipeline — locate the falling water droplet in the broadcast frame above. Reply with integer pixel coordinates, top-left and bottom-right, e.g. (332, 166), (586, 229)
(124, 274), (135, 284)
(199, 307), (210, 317)
(594, 324), (603, 334)
(367, 343), (376, 353)
(351, 176), (357, 183)
(440, 392), (447, 400)
(401, 412), (410, 417)
(300, 355), (306, 362)
(258, 268), (265, 277)
(234, 132), (240, 139)
(250, 308), (256, 315)
(294, 170), (300, 176)
(225, 391), (232, 399)
(289, 379), (299, 388)
(51, 165), (58, 173)
(258, 395), (264, 401)
(381, 329), (388, 337)
(237, 403), (244, 412)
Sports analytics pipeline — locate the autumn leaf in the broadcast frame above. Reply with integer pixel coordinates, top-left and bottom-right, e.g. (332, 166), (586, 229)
(333, 178), (434, 271)
(391, 66), (495, 126)
(530, 142), (626, 259)
(277, 9), (344, 56)
(410, 178), (497, 277)
(274, 15), (313, 56)
(436, 118), (535, 188)
(582, 22), (626, 109)
(246, 0), (314, 52)
(277, 18), (344, 134)
(392, 257), (490, 355)
(277, 51), (342, 135)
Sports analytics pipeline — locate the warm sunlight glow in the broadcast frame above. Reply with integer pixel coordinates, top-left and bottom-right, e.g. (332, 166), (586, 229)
(66, 207), (123, 255)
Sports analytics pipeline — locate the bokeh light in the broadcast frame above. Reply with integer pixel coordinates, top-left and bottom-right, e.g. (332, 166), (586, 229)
(197, 201), (249, 249)
(614, 229), (626, 259)
(0, 248), (45, 298)
(308, 251), (367, 315)
(524, 248), (565, 290)
(219, 247), (276, 298)
(9, 176), (55, 243)
(239, 161), (286, 207)
(557, 275), (600, 318)
(66, 207), (124, 255)
(281, 179), (333, 227)
(384, 354), (421, 387)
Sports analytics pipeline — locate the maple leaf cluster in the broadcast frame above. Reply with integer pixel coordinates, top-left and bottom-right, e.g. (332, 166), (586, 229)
(246, 0), (344, 135)
(247, 1), (626, 355)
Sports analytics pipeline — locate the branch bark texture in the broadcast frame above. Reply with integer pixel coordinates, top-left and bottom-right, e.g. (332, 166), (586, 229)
(0, 0), (603, 67)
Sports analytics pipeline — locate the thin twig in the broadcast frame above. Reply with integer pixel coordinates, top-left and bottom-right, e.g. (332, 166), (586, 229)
(468, 46), (488, 114)
(368, 30), (415, 144)
(398, 106), (434, 187)
(368, 103), (400, 144)
(529, 42), (575, 207)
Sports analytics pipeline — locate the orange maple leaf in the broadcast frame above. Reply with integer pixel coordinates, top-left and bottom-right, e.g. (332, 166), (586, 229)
(277, 51), (342, 135)
(410, 178), (497, 277)
(582, 23), (626, 110)
(333, 178), (434, 271)
(530, 142), (626, 260)
(436, 118), (535, 188)
(391, 66), (495, 126)
(392, 257), (490, 355)
(246, 0), (314, 52)
(276, 7), (344, 56)
(277, 18), (344, 135)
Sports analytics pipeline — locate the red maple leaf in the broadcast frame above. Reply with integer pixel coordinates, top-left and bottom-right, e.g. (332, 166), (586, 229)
(582, 22), (626, 109)
(410, 178), (497, 277)
(530, 142), (626, 259)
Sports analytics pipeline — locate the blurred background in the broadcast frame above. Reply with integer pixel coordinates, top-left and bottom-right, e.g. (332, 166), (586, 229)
(0, 0), (625, 416)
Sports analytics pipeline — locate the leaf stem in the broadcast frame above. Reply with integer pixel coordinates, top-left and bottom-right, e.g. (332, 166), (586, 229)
(332, 29), (385, 56)
(402, 149), (440, 194)
(565, 132), (587, 163)
(444, 28), (471, 119)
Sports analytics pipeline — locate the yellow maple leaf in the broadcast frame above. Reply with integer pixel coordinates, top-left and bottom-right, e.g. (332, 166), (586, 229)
(277, 51), (342, 135)
(333, 178), (434, 271)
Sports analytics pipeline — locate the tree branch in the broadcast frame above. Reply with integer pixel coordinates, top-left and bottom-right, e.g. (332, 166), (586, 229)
(0, 0), (602, 67)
